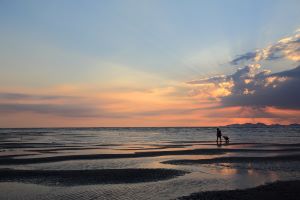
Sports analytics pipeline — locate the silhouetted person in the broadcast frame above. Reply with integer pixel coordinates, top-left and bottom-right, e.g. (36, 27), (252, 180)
(216, 128), (222, 143)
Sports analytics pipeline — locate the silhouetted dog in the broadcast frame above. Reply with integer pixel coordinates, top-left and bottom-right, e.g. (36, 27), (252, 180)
(223, 136), (230, 143)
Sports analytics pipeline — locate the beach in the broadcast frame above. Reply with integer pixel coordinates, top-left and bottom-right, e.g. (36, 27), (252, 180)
(177, 180), (300, 200)
(0, 127), (300, 199)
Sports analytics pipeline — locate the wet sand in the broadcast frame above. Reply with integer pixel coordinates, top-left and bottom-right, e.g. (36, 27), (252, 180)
(2, 142), (300, 165)
(0, 168), (187, 186)
(177, 180), (300, 200)
(163, 154), (300, 165)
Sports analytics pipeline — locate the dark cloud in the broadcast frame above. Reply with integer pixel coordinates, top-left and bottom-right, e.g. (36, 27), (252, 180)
(0, 103), (125, 118)
(221, 65), (300, 109)
(187, 75), (229, 85)
(230, 52), (257, 65)
(0, 92), (76, 100)
(188, 64), (300, 110)
(133, 107), (203, 116)
(0, 92), (125, 118)
(272, 64), (300, 77)
(204, 107), (278, 119)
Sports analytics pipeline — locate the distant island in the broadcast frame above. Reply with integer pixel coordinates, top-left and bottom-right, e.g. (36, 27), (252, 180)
(224, 123), (300, 128)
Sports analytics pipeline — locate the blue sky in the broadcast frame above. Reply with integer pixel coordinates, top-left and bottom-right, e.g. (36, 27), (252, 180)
(0, 0), (300, 127)
(1, 0), (299, 84)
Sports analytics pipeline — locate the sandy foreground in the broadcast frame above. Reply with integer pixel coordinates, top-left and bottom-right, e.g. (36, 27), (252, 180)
(0, 168), (187, 186)
(177, 180), (300, 200)
(1, 138), (300, 199)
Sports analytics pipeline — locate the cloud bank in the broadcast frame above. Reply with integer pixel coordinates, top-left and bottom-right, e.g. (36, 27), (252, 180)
(0, 92), (76, 100)
(189, 29), (300, 116)
(231, 29), (300, 65)
(189, 64), (300, 109)
(0, 92), (123, 118)
(222, 65), (300, 109)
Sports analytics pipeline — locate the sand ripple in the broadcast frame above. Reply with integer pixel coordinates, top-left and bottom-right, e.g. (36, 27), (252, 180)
(0, 168), (187, 186)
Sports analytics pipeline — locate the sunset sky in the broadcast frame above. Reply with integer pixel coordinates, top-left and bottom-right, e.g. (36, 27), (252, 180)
(1, 0), (300, 127)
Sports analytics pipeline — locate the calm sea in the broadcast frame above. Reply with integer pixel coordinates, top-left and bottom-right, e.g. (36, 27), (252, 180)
(1, 126), (300, 145)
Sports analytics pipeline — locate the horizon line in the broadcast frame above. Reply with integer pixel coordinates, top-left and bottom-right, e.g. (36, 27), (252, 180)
(1, 123), (298, 129)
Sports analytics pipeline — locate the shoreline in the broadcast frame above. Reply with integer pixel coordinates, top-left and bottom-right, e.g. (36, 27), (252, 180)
(177, 180), (300, 200)
(1, 142), (300, 165)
